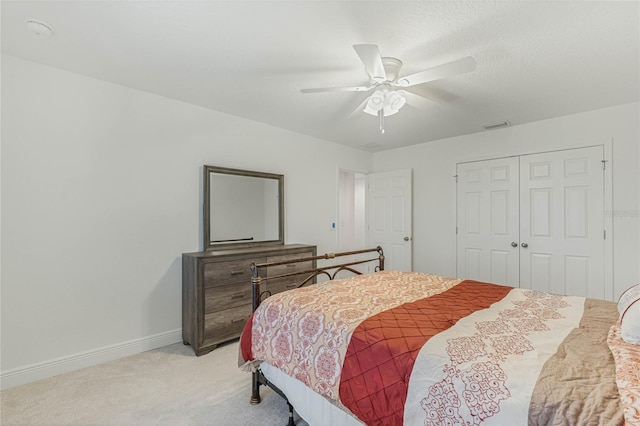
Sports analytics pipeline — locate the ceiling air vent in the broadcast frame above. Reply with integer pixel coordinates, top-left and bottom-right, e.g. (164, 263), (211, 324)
(482, 121), (510, 131)
(361, 142), (384, 151)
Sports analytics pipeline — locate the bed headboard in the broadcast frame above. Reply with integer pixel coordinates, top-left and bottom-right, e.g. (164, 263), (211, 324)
(250, 246), (384, 311)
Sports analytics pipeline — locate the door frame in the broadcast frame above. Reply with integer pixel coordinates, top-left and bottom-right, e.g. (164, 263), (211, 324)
(336, 168), (367, 252)
(454, 142), (614, 300)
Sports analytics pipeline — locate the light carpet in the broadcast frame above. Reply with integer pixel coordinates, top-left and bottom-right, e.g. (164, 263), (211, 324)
(1, 340), (310, 426)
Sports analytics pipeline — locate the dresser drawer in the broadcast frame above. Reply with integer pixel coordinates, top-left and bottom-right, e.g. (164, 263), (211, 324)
(266, 252), (315, 295)
(267, 252), (314, 276)
(183, 244), (316, 355)
(267, 278), (302, 296)
(202, 257), (264, 287)
(204, 283), (252, 313)
(203, 304), (252, 342)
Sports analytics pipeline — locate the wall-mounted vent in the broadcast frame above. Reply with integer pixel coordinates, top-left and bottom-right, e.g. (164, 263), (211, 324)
(482, 120), (510, 130)
(360, 142), (384, 151)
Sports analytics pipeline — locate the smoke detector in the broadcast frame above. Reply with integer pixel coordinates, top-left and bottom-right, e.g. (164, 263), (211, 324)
(26, 20), (54, 37)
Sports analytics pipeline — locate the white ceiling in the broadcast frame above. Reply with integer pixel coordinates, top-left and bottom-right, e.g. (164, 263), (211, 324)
(2, 1), (639, 151)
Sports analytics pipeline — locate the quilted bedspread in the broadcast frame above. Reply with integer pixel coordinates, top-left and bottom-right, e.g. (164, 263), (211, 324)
(239, 270), (623, 425)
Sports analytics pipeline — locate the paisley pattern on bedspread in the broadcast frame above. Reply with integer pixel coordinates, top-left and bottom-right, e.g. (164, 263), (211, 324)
(241, 271), (623, 425)
(249, 271), (461, 400)
(339, 280), (511, 425)
(404, 288), (588, 425)
(608, 324), (640, 426)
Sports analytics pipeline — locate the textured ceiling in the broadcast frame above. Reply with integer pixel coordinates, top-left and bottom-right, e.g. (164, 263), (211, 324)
(2, 1), (639, 151)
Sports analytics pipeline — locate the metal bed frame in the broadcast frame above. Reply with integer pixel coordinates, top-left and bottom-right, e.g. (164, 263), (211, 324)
(248, 246), (385, 425)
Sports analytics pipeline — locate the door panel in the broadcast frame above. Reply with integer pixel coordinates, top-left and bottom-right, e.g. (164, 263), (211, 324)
(490, 250), (511, 285)
(565, 255), (590, 296)
(529, 252), (552, 293)
(519, 146), (604, 298)
(456, 157), (520, 285)
(530, 188), (552, 237)
(367, 169), (412, 271)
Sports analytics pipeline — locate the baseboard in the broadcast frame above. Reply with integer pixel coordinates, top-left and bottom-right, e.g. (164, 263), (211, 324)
(0, 329), (182, 390)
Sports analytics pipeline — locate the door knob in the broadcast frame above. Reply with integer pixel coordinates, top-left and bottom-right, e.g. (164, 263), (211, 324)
(511, 242), (518, 247)
(404, 236), (410, 241)
(521, 242), (528, 248)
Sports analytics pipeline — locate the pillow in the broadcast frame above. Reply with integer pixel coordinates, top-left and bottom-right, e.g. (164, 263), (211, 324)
(618, 284), (640, 345)
(607, 325), (640, 426)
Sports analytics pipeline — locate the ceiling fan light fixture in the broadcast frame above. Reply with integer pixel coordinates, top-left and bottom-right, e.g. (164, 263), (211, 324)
(364, 90), (406, 117)
(382, 107), (400, 117)
(363, 90), (385, 115)
(387, 91), (406, 112)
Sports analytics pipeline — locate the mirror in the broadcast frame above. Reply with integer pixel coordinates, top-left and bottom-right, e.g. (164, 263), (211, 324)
(204, 165), (284, 250)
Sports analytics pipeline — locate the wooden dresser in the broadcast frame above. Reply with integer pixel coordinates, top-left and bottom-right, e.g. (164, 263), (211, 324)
(182, 244), (317, 356)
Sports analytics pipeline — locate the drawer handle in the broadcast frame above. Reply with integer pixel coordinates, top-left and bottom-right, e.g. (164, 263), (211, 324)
(230, 292), (245, 300)
(230, 270), (245, 276)
(286, 283), (298, 289)
(231, 318), (245, 324)
(285, 264), (296, 268)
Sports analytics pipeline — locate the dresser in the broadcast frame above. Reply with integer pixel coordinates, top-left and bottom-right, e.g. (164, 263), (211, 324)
(182, 244), (317, 356)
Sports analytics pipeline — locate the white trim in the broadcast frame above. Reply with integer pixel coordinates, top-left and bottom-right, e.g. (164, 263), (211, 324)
(604, 139), (614, 301)
(0, 329), (182, 390)
(453, 163), (460, 278)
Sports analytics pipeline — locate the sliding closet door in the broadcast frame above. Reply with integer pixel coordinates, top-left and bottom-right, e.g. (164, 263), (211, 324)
(519, 146), (605, 298)
(456, 157), (520, 286)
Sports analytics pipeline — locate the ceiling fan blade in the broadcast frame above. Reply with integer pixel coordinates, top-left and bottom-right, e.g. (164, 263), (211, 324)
(347, 96), (371, 119)
(401, 90), (438, 111)
(301, 85), (371, 94)
(353, 44), (387, 81)
(398, 56), (476, 87)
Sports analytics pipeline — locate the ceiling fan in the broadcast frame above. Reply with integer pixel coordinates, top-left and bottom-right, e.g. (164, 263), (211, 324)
(301, 44), (476, 133)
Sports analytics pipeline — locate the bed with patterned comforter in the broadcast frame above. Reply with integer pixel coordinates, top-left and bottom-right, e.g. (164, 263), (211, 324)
(239, 270), (632, 425)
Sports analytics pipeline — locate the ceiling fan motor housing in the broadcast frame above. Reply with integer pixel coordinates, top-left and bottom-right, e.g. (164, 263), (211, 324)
(378, 57), (403, 82)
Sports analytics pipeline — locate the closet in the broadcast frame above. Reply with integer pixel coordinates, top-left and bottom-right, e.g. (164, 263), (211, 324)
(456, 146), (606, 299)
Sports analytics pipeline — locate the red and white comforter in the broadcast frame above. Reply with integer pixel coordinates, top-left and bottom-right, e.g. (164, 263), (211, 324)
(239, 270), (623, 425)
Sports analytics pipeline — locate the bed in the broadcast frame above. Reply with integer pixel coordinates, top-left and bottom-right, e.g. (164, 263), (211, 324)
(238, 247), (640, 425)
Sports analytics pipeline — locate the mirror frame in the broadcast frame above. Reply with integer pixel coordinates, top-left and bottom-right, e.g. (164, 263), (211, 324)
(203, 165), (284, 251)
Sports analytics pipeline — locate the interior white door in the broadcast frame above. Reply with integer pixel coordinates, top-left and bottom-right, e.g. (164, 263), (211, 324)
(519, 146), (605, 298)
(456, 157), (520, 285)
(366, 169), (413, 271)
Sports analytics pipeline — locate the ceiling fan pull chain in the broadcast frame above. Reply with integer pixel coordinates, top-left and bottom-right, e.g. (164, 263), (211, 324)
(378, 109), (385, 134)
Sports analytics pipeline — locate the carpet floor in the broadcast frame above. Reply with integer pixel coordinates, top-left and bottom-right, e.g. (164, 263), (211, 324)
(1, 340), (309, 426)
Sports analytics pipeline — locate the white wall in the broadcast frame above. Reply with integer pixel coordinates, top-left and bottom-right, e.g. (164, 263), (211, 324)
(0, 55), (372, 388)
(2, 53), (638, 389)
(373, 102), (640, 301)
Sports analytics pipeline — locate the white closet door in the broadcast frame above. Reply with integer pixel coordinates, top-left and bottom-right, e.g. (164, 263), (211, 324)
(456, 157), (520, 285)
(519, 146), (605, 298)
